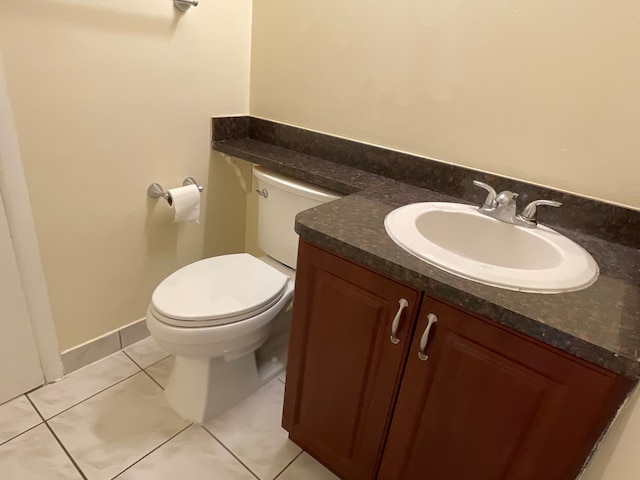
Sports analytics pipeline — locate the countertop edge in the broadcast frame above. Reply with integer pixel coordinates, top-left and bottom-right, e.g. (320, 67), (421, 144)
(295, 221), (640, 380)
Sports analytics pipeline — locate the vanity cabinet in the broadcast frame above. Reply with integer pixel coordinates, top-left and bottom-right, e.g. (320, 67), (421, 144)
(377, 296), (627, 480)
(282, 240), (421, 479)
(283, 240), (631, 480)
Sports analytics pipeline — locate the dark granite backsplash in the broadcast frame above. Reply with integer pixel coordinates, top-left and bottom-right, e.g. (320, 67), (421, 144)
(212, 116), (640, 249)
(211, 116), (249, 142)
(211, 115), (640, 379)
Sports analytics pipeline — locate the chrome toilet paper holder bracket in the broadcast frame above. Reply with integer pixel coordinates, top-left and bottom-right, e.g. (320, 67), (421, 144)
(147, 177), (203, 205)
(174, 0), (198, 13)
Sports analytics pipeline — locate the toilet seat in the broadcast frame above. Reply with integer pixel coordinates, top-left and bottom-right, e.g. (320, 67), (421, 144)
(151, 253), (289, 328)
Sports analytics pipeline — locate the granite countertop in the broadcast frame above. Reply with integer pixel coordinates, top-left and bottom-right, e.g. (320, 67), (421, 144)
(213, 134), (640, 380)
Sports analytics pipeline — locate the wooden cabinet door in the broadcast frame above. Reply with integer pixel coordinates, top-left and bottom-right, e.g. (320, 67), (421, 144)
(283, 241), (421, 480)
(378, 295), (630, 480)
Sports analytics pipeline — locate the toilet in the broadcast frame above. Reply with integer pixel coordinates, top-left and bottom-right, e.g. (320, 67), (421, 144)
(146, 166), (341, 423)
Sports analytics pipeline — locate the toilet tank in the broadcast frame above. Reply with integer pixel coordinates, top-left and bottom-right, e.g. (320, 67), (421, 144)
(253, 166), (342, 269)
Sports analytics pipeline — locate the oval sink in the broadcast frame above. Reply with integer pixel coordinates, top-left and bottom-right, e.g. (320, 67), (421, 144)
(384, 202), (598, 293)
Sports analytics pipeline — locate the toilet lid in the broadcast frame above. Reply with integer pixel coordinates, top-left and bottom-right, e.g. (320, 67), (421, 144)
(151, 253), (289, 325)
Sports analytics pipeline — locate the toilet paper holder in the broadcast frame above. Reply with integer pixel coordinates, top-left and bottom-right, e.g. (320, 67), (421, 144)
(147, 177), (203, 205)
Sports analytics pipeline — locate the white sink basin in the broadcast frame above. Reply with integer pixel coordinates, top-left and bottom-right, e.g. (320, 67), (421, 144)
(384, 202), (598, 293)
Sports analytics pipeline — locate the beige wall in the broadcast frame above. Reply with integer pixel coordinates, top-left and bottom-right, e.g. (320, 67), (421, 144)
(251, 0), (640, 210)
(580, 385), (640, 480)
(0, 0), (252, 350)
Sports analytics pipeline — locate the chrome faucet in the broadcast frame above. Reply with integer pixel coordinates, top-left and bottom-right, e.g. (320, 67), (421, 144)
(473, 180), (497, 212)
(472, 180), (561, 227)
(516, 199), (562, 227)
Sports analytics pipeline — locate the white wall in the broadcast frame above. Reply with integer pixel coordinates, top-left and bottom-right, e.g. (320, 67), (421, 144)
(0, 0), (252, 350)
(251, 0), (640, 210)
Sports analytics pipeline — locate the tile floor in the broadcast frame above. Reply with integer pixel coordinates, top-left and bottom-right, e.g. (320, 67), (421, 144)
(0, 337), (339, 480)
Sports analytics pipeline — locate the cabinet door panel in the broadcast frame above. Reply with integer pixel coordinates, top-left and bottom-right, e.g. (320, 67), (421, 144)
(283, 241), (420, 480)
(379, 296), (629, 480)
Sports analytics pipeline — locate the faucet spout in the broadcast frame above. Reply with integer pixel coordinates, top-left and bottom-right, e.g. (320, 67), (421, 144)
(492, 191), (519, 223)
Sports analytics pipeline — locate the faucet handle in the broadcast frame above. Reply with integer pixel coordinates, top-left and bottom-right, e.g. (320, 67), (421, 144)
(517, 200), (562, 227)
(473, 180), (497, 209)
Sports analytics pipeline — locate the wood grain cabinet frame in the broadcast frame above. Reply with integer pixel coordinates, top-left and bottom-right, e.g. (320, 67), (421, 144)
(283, 240), (632, 480)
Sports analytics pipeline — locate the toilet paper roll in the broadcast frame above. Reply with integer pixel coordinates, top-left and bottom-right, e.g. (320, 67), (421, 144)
(168, 184), (201, 223)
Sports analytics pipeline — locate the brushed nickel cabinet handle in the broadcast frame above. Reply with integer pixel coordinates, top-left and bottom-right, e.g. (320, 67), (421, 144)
(418, 313), (438, 361)
(390, 298), (409, 345)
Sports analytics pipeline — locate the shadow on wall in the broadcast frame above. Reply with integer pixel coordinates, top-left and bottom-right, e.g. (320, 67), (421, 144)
(145, 194), (180, 269)
(203, 152), (253, 259)
(1, 0), (185, 39)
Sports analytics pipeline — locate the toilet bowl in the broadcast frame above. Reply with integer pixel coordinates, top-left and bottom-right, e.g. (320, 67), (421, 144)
(146, 253), (294, 423)
(146, 166), (341, 423)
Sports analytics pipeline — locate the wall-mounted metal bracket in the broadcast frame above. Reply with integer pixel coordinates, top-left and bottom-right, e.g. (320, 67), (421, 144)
(174, 0), (198, 13)
(147, 177), (204, 204)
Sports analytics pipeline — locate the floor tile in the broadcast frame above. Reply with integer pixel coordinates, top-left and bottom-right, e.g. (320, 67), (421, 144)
(145, 355), (175, 388)
(277, 452), (339, 480)
(28, 351), (140, 419)
(0, 395), (42, 445)
(124, 336), (169, 369)
(48, 372), (190, 480)
(0, 423), (82, 479)
(204, 379), (301, 480)
(116, 425), (255, 480)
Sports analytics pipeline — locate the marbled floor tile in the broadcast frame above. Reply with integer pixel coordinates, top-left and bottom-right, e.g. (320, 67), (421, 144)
(145, 355), (175, 388)
(204, 379), (301, 480)
(48, 372), (190, 480)
(124, 336), (169, 369)
(28, 351), (140, 419)
(0, 395), (42, 445)
(0, 423), (82, 479)
(277, 452), (340, 480)
(115, 425), (255, 480)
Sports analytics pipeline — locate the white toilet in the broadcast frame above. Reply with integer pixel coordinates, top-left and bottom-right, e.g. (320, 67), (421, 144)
(146, 166), (341, 423)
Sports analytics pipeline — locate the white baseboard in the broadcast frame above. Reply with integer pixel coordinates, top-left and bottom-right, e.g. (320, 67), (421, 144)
(61, 318), (149, 374)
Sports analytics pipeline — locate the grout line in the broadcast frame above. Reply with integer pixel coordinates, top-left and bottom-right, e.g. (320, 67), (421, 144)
(122, 351), (167, 390)
(141, 369), (165, 390)
(110, 423), (192, 479)
(118, 331), (123, 350)
(24, 394), (45, 425)
(201, 426), (261, 480)
(144, 353), (172, 369)
(0, 422), (43, 447)
(272, 450), (303, 480)
(35, 369), (142, 422)
(25, 396), (88, 480)
(123, 349), (171, 371)
(122, 350), (144, 369)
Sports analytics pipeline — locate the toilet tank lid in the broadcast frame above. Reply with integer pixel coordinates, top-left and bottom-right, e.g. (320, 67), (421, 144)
(253, 165), (342, 203)
(151, 253), (289, 321)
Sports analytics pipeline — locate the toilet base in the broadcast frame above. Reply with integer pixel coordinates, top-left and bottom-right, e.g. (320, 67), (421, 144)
(164, 348), (286, 424)
(165, 353), (260, 424)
